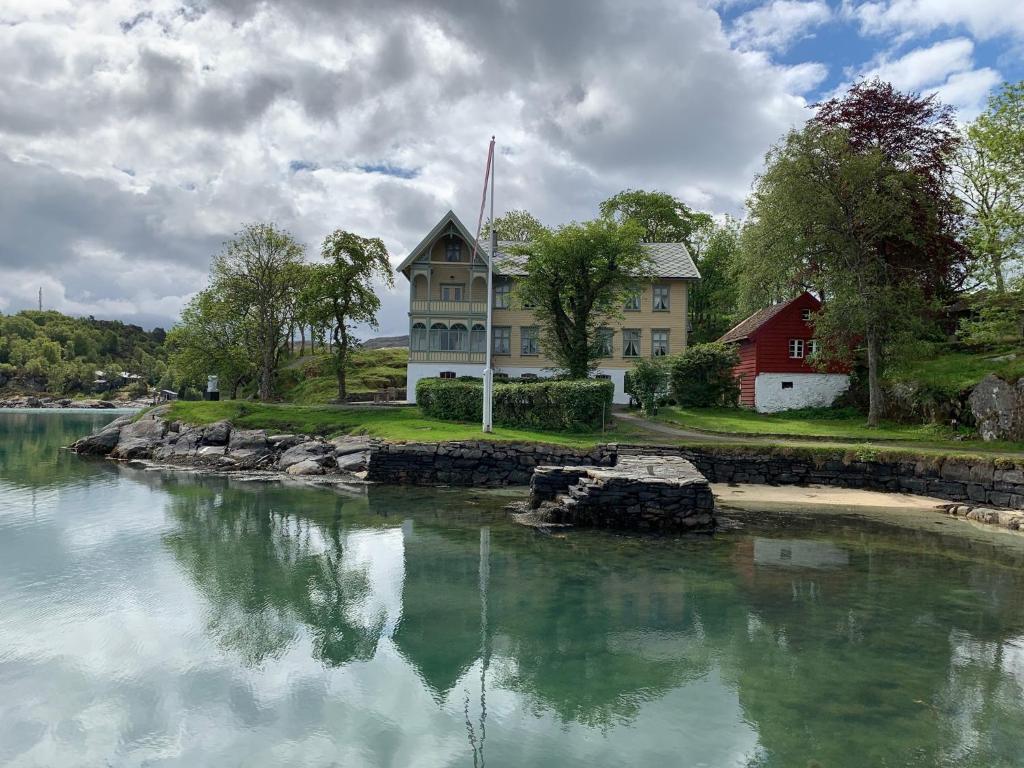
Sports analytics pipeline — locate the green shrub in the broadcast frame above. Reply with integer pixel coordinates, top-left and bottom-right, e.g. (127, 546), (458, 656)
(417, 377), (613, 430)
(669, 342), (740, 407)
(624, 359), (668, 415)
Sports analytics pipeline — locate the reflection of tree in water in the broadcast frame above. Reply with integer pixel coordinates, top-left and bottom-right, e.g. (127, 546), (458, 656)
(0, 411), (120, 489)
(162, 480), (385, 667)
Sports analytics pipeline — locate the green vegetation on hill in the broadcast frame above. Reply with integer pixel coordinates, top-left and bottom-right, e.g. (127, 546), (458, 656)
(279, 347), (407, 404)
(0, 310), (167, 396)
(887, 343), (1024, 397)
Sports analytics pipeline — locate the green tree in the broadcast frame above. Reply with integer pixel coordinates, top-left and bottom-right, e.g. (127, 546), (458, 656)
(741, 124), (940, 426)
(668, 342), (740, 407)
(300, 231), (393, 400)
(511, 218), (651, 378)
(167, 289), (257, 399)
(955, 81), (1024, 292)
(624, 358), (668, 415)
(599, 189), (712, 249)
(689, 217), (741, 342)
(484, 210), (543, 242)
(211, 223), (306, 401)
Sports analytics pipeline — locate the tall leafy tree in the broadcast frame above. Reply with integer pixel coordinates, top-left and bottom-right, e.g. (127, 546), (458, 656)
(484, 210), (543, 242)
(511, 218), (650, 378)
(167, 289), (256, 398)
(955, 81), (1024, 293)
(599, 189), (712, 249)
(300, 231), (393, 400)
(741, 124), (938, 426)
(210, 223), (306, 401)
(688, 217), (741, 342)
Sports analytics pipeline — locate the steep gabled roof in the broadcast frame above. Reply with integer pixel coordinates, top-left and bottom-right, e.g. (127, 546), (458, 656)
(718, 292), (818, 344)
(396, 210), (484, 275)
(398, 211), (702, 280)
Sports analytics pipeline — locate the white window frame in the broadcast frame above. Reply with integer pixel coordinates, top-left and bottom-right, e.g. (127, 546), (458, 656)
(653, 285), (670, 311)
(651, 329), (669, 357)
(623, 329), (641, 358)
(520, 326), (539, 356)
(809, 339), (820, 357)
(597, 327), (614, 357)
(492, 326), (511, 355)
(800, 308), (811, 321)
(440, 283), (464, 302)
(788, 338), (805, 359)
(624, 291), (641, 311)
(493, 281), (510, 309)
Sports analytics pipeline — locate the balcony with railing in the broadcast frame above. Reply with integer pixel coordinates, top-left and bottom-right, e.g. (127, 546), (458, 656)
(410, 299), (487, 315)
(409, 326), (486, 363)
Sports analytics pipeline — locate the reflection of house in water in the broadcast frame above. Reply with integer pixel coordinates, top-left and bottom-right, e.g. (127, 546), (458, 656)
(753, 538), (850, 569)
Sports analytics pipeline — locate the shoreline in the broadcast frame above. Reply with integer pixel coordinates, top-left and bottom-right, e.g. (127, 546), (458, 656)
(62, 409), (1024, 535)
(1, 397), (149, 410)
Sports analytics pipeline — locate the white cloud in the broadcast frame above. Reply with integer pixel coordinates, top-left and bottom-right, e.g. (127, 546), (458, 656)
(841, 37), (1002, 117)
(848, 0), (1024, 42)
(730, 0), (832, 51)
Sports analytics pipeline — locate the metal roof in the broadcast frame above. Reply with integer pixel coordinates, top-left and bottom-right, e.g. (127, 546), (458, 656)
(399, 211), (701, 280)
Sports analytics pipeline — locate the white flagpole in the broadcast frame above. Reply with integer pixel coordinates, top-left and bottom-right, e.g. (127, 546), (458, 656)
(483, 137), (495, 433)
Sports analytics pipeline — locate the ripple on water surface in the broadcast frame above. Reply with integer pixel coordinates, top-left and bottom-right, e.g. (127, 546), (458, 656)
(2, 412), (1024, 768)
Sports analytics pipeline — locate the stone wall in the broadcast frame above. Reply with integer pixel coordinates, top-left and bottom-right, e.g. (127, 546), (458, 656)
(366, 441), (615, 486)
(617, 445), (1024, 510)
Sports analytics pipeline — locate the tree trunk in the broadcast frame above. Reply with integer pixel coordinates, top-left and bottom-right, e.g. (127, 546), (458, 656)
(866, 328), (884, 428)
(260, 336), (275, 402)
(299, 325), (306, 356)
(334, 326), (348, 401)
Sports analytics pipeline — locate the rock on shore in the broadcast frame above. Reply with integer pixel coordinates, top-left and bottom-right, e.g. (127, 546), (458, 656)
(70, 410), (376, 479)
(0, 396), (150, 410)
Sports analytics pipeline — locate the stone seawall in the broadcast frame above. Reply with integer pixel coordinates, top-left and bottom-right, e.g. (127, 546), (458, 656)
(616, 445), (1024, 512)
(366, 441), (615, 486)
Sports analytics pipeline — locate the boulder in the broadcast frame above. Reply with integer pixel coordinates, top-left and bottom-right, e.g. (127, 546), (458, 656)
(285, 459), (326, 476)
(228, 428), (269, 452)
(279, 441), (335, 470)
(968, 374), (1022, 441)
(335, 451), (370, 473)
(268, 434), (302, 450)
(110, 417), (167, 460)
(72, 425), (124, 455)
(202, 420), (231, 446)
(331, 436), (375, 457)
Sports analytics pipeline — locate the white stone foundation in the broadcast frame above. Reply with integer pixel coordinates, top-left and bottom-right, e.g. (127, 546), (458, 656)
(406, 363), (630, 404)
(754, 373), (850, 413)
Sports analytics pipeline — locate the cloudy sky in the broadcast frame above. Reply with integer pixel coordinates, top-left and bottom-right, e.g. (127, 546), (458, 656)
(1, 0), (1021, 336)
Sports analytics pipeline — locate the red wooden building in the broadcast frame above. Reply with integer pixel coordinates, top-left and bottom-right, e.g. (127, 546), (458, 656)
(717, 292), (850, 412)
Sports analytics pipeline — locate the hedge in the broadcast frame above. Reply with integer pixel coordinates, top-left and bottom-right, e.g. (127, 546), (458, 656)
(416, 377), (614, 430)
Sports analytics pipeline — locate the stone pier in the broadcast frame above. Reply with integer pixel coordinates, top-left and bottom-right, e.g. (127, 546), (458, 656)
(529, 455), (716, 532)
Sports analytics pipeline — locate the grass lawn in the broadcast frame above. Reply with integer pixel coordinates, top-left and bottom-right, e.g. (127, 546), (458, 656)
(654, 406), (959, 442)
(887, 344), (1024, 396)
(165, 400), (656, 449)
(281, 347), (408, 404)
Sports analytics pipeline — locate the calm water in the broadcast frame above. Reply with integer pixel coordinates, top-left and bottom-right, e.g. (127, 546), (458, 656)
(2, 413), (1024, 767)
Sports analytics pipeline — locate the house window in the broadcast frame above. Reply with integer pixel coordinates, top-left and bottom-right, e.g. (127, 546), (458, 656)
(470, 323), (486, 353)
(623, 329), (641, 357)
(440, 284), (464, 302)
(439, 371), (456, 379)
(411, 322), (427, 351)
(493, 326), (511, 355)
(624, 291), (641, 311)
(445, 241), (461, 262)
(809, 339), (820, 356)
(651, 329), (669, 357)
(449, 323), (469, 352)
(781, 381), (794, 389)
(788, 338), (805, 359)
(597, 327), (614, 357)
(653, 285), (670, 311)
(430, 322), (448, 351)
(800, 308), (811, 321)
(493, 281), (510, 309)
(521, 326), (539, 355)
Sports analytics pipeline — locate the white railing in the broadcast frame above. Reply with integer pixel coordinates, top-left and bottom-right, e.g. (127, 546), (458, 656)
(410, 300), (487, 314)
(409, 350), (486, 363)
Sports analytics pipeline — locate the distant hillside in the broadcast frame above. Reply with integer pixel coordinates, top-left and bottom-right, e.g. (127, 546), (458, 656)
(362, 334), (409, 350)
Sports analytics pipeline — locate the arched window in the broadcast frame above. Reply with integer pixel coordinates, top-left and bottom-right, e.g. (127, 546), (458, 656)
(430, 322), (448, 351)
(470, 323), (485, 353)
(449, 323), (468, 352)
(411, 322), (427, 351)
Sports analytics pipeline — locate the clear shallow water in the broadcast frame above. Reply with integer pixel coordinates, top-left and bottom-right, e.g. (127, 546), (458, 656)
(2, 413), (1024, 767)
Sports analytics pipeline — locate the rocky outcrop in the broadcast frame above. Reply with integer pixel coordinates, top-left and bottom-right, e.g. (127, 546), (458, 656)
(72, 412), (376, 481)
(967, 374), (1024, 441)
(529, 456), (715, 532)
